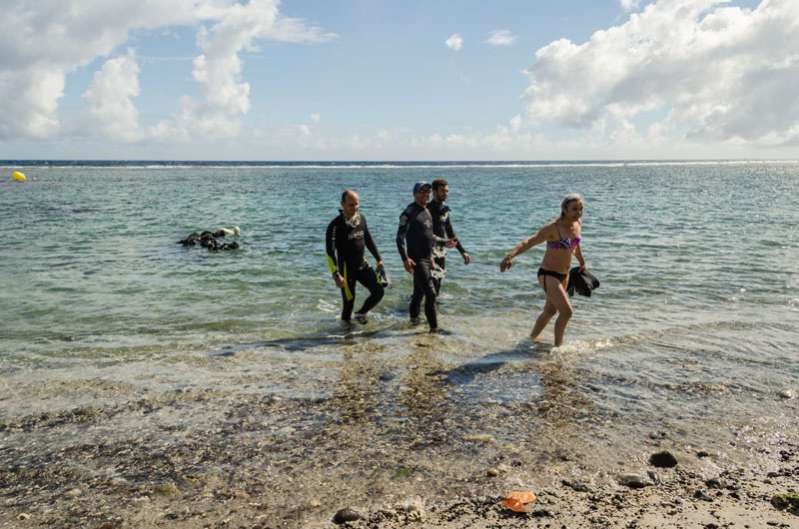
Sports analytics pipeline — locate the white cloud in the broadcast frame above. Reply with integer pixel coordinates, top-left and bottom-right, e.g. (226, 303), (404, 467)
(524, 0), (799, 147)
(82, 50), (142, 142)
(0, 0), (211, 140)
(485, 30), (517, 46)
(510, 114), (522, 133)
(0, 0), (334, 143)
(620, 0), (641, 11)
(269, 16), (337, 43)
(445, 33), (463, 51)
(152, 0), (336, 141)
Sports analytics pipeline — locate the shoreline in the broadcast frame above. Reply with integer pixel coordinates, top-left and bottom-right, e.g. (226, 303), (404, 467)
(2, 369), (797, 529)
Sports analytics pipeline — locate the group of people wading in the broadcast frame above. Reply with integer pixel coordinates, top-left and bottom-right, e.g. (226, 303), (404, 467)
(325, 178), (587, 346)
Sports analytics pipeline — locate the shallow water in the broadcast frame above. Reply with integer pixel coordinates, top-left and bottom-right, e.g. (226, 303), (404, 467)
(1, 161), (797, 456)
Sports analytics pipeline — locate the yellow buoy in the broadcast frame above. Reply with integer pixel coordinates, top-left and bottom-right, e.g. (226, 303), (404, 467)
(12, 170), (27, 182)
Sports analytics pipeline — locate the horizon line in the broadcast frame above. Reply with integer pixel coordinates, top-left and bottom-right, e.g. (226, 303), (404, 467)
(3, 158), (799, 163)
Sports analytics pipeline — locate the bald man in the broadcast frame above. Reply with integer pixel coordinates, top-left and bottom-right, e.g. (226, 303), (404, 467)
(325, 189), (385, 324)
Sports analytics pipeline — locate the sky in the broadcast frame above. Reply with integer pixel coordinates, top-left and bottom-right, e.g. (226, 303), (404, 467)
(2, 0), (797, 161)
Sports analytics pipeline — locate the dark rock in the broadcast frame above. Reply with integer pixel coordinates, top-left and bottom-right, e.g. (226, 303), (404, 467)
(694, 490), (714, 502)
(771, 493), (799, 514)
(562, 479), (591, 493)
(705, 524), (719, 529)
(379, 372), (395, 382)
(649, 451), (678, 468)
(697, 451), (710, 458)
(705, 478), (723, 489)
(618, 474), (651, 489)
(333, 508), (362, 524)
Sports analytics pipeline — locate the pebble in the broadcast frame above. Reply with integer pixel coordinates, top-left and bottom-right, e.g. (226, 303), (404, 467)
(618, 474), (651, 489)
(694, 490), (714, 502)
(400, 496), (425, 513)
(779, 389), (795, 399)
(649, 451), (678, 468)
(17, 513), (31, 520)
(464, 434), (496, 444)
(153, 482), (179, 496)
(65, 488), (82, 498)
(333, 508), (362, 524)
(697, 451), (710, 458)
(562, 479), (591, 493)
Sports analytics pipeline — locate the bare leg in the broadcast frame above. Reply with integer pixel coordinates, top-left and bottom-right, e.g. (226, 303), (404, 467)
(543, 276), (573, 347)
(530, 285), (557, 341)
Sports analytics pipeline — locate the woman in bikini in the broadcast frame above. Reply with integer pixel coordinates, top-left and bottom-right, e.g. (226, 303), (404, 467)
(499, 193), (587, 347)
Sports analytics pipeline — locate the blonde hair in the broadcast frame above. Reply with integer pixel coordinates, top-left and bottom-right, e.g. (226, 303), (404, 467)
(560, 193), (584, 218)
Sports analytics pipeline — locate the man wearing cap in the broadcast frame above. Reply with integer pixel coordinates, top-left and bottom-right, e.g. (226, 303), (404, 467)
(428, 178), (470, 296)
(396, 182), (455, 332)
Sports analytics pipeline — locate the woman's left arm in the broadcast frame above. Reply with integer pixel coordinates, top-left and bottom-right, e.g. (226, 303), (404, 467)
(575, 244), (586, 271)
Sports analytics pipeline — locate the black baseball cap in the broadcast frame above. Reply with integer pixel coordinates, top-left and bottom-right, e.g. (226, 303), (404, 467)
(413, 181), (432, 193)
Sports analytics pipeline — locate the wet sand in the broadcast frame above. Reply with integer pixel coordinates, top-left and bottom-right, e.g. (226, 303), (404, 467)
(2, 339), (798, 529)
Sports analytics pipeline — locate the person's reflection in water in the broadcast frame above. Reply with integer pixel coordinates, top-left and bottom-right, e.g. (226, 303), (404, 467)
(331, 344), (384, 425)
(528, 351), (597, 466)
(400, 344), (450, 418)
(436, 343), (596, 463)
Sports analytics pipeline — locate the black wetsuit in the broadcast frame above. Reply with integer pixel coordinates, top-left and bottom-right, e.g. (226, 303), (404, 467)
(428, 199), (467, 296)
(325, 211), (384, 321)
(396, 202), (439, 329)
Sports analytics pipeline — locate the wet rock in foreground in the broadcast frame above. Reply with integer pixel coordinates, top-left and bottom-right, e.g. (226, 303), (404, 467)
(771, 493), (799, 515)
(333, 507), (362, 524)
(649, 450), (678, 468)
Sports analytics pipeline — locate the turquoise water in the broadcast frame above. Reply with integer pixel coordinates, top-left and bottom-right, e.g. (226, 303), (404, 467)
(1, 161), (798, 437)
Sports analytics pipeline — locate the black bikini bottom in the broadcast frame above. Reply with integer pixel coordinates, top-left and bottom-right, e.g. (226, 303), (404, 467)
(537, 268), (567, 282)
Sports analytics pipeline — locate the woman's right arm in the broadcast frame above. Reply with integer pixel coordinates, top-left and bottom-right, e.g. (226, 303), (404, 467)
(500, 226), (549, 271)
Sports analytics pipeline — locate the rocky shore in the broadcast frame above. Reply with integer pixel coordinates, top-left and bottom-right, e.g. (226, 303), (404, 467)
(1, 374), (797, 529)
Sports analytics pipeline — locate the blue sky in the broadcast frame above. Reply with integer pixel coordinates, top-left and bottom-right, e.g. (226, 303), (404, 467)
(0, 0), (793, 160)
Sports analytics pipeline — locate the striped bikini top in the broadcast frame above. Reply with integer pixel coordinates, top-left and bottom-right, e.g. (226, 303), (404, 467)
(546, 223), (581, 250)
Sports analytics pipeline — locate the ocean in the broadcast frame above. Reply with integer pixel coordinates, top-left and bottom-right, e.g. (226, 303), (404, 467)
(1, 160), (797, 457)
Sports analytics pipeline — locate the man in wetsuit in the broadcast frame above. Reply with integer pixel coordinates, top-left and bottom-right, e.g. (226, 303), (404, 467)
(326, 190), (385, 324)
(396, 182), (456, 332)
(428, 178), (470, 296)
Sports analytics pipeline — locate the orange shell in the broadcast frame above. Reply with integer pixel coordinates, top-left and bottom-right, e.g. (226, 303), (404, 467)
(501, 490), (536, 512)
